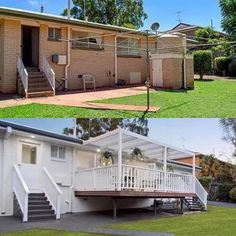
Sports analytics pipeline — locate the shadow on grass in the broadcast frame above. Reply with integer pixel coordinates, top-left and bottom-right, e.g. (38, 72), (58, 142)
(194, 79), (214, 82)
(160, 102), (190, 113)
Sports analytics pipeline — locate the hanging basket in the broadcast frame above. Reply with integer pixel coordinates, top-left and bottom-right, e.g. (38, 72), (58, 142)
(100, 151), (114, 166)
(131, 147), (143, 161)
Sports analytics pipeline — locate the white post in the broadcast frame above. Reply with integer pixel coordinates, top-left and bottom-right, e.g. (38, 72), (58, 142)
(56, 195), (61, 220)
(164, 147), (167, 192)
(23, 193), (28, 222)
(114, 35), (118, 84)
(193, 154), (196, 193)
(117, 129), (123, 191)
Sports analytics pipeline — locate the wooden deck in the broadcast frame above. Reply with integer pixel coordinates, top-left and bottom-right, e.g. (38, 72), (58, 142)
(74, 191), (196, 199)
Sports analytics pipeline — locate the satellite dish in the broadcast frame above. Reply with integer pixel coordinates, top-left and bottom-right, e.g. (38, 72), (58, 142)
(151, 22), (160, 32)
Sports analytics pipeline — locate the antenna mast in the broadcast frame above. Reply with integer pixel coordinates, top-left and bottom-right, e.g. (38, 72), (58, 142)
(176, 11), (182, 24)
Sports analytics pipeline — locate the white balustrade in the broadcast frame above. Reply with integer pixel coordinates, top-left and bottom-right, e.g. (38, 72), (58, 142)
(42, 168), (62, 219)
(13, 165), (30, 222)
(195, 177), (208, 210)
(17, 56), (28, 98)
(42, 56), (56, 95)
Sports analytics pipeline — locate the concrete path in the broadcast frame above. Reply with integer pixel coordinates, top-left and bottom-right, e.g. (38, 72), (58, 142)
(0, 210), (174, 236)
(208, 201), (236, 208)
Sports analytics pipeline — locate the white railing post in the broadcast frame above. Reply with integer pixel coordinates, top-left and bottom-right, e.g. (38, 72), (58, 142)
(118, 129), (123, 191)
(23, 194), (28, 222)
(164, 147), (167, 192)
(56, 195), (61, 220)
(42, 56), (56, 95)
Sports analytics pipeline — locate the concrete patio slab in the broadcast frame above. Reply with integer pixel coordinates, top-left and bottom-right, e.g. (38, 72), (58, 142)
(0, 86), (158, 113)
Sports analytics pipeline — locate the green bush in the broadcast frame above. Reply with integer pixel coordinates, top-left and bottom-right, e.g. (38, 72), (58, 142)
(216, 184), (235, 202)
(228, 60), (236, 76)
(214, 56), (231, 76)
(199, 176), (213, 191)
(194, 50), (213, 79)
(230, 187), (236, 202)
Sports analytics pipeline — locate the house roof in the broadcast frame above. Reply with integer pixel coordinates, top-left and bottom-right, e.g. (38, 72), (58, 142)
(0, 120), (83, 144)
(0, 6), (145, 35)
(85, 128), (196, 160)
(171, 23), (199, 31)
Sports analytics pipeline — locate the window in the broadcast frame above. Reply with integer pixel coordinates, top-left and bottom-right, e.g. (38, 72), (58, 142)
(51, 145), (66, 161)
(22, 144), (37, 165)
(48, 28), (61, 41)
(71, 31), (103, 50)
(117, 37), (141, 57)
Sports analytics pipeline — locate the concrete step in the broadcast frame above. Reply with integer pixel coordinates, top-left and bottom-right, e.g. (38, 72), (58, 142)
(28, 205), (52, 210)
(28, 209), (55, 216)
(28, 200), (50, 205)
(26, 67), (40, 72)
(28, 214), (56, 221)
(29, 193), (45, 197)
(28, 196), (47, 201)
(28, 86), (52, 93)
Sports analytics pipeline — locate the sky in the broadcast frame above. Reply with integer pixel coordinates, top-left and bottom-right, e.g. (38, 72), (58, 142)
(0, 0), (222, 31)
(1, 118), (234, 163)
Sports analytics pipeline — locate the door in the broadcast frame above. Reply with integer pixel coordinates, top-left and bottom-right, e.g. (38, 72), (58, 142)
(19, 142), (42, 192)
(22, 26), (39, 68)
(152, 59), (163, 87)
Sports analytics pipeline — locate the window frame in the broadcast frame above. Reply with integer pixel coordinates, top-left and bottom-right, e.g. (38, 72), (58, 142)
(117, 37), (141, 58)
(48, 27), (61, 41)
(50, 144), (66, 162)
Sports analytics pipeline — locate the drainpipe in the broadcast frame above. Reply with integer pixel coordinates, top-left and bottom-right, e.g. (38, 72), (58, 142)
(114, 35), (118, 85)
(65, 27), (71, 90)
(183, 34), (187, 90)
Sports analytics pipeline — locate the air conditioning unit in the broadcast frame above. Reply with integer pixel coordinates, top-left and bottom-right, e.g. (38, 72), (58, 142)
(52, 54), (67, 65)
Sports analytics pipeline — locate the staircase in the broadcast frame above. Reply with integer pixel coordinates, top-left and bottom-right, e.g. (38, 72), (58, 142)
(27, 193), (56, 221)
(25, 67), (54, 98)
(184, 196), (204, 211)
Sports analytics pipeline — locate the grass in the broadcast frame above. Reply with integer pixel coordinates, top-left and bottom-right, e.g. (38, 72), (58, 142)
(0, 80), (235, 118)
(110, 206), (236, 236)
(0, 229), (110, 236)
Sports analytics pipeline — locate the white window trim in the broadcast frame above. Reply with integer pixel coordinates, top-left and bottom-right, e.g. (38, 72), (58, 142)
(50, 144), (66, 162)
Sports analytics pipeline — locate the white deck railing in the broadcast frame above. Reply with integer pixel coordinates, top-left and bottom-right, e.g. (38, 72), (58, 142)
(42, 168), (62, 219)
(75, 164), (194, 193)
(17, 56), (28, 98)
(195, 177), (208, 210)
(13, 165), (30, 222)
(42, 56), (56, 95)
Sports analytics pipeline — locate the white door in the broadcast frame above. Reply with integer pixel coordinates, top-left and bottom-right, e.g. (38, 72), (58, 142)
(18, 142), (42, 192)
(152, 59), (163, 87)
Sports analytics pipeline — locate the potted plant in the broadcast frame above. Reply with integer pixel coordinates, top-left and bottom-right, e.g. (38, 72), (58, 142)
(100, 151), (114, 166)
(131, 147), (143, 161)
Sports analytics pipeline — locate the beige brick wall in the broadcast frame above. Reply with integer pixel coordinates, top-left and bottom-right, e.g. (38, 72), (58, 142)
(0, 20), (4, 92)
(1, 19), (21, 93)
(186, 57), (194, 89)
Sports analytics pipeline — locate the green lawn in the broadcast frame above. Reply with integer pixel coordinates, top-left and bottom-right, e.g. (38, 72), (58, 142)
(0, 80), (235, 118)
(0, 229), (110, 236)
(110, 206), (236, 236)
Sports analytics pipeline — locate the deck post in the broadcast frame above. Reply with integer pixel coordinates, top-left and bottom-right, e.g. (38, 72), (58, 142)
(113, 198), (117, 220)
(180, 198), (184, 214)
(164, 147), (167, 192)
(193, 154), (196, 193)
(118, 129), (123, 191)
(154, 199), (157, 216)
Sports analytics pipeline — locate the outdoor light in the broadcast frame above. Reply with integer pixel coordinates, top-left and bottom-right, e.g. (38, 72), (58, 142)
(31, 135), (35, 139)
(96, 148), (101, 153)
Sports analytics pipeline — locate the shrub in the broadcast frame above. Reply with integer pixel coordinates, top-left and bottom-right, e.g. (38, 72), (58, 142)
(215, 184), (235, 202)
(230, 187), (236, 202)
(194, 50), (213, 80)
(214, 56), (231, 76)
(228, 60), (236, 77)
(199, 176), (213, 191)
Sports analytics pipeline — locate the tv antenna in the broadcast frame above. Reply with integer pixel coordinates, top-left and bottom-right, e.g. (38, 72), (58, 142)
(176, 11), (182, 23)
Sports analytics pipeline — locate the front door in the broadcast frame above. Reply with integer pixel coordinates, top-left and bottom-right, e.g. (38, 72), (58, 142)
(152, 59), (163, 87)
(21, 26), (39, 68)
(18, 142), (42, 192)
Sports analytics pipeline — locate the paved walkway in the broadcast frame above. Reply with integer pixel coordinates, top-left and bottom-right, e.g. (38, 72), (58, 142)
(0, 86), (159, 112)
(208, 201), (236, 208)
(0, 210), (173, 236)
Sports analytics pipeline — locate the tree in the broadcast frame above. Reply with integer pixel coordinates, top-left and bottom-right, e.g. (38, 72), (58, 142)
(62, 0), (147, 29)
(63, 118), (149, 140)
(193, 50), (213, 80)
(195, 27), (220, 43)
(219, 0), (236, 37)
(220, 119), (236, 157)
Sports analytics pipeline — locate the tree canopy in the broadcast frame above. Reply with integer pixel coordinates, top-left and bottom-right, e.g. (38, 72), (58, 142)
(62, 0), (147, 29)
(219, 0), (236, 37)
(63, 118), (149, 141)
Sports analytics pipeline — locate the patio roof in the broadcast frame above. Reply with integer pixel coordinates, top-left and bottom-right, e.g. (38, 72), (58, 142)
(85, 128), (195, 160)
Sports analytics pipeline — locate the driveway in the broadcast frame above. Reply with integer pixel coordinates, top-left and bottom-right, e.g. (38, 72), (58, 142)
(0, 209), (173, 236)
(208, 201), (236, 208)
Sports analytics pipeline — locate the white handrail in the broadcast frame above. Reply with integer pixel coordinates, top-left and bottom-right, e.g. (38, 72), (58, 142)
(17, 56), (28, 98)
(42, 168), (62, 219)
(195, 177), (208, 210)
(42, 56), (56, 95)
(13, 165), (29, 222)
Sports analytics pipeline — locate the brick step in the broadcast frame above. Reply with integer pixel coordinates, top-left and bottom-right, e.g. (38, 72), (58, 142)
(26, 67), (40, 72)
(28, 88), (53, 93)
(28, 209), (55, 216)
(28, 74), (46, 79)
(27, 91), (54, 98)
(28, 214), (56, 221)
